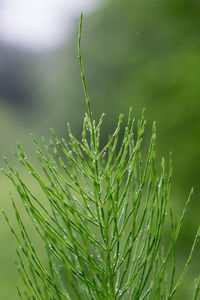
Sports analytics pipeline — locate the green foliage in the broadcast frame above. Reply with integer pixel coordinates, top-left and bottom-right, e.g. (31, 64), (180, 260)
(2, 14), (200, 299)
(42, 0), (200, 196)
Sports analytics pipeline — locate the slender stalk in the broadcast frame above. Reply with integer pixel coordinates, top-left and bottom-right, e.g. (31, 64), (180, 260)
(2, 13), (200, 300)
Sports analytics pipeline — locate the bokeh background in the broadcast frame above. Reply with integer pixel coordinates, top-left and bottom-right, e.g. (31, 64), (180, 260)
(0, 0), (200, 299)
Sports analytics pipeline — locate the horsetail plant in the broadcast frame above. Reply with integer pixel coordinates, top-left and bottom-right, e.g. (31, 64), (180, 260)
(2, 13), (200, 299)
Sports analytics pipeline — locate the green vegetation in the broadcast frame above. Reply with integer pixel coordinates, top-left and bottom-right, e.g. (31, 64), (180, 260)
(43, 0), (200, 198)
(2, 14), (200, 299)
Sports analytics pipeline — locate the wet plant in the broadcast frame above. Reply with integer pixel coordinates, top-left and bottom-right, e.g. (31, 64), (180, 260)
(2, 13), (200, 299)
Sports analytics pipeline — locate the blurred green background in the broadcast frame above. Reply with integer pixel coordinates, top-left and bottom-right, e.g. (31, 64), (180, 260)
(0, 0), (200, 299)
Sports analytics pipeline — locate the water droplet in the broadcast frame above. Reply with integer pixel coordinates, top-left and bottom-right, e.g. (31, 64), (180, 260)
(158, 180), (162, 190)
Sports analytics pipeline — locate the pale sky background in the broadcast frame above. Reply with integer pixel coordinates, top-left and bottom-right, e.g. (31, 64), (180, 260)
(0, 0), (98, 51)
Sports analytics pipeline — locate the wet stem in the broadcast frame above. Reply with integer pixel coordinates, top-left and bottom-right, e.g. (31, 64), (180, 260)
(1, 12), (200, 300)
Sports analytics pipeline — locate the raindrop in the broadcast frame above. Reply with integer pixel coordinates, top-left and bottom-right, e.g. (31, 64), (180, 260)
(158, 180), (162, 191)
